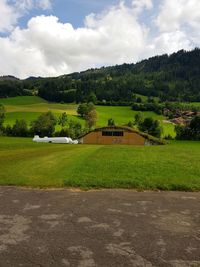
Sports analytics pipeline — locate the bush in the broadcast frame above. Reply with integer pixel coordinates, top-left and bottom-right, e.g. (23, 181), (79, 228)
(68, 120), (83, 139)
(132, 103), (164, 114)
(5, 125), (13, 136)
(12, 119), (29, 137)
(0, 104), (5, 127)
(58, 112), (68, 128)
(107, 118), (115, 126)
(30, 111), (57, 137)
(164, 134), (174, 140)
(134, 112), (143, 125)
(85, 109), (97, 130)
(138, 117), (163, 138)
(127, 121), (134, 128)
(176, 116), (200, 140)
(77, 103), (95, 117)
(54, 128), (70, 137)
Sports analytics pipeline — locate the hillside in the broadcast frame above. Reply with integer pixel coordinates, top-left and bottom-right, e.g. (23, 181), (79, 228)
(0, 49), (200, 103)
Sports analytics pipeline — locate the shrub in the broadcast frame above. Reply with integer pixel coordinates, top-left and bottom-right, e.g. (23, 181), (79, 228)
(77, 102), (95, 117)
(107, 118), (115, 126)
(176, 116), (200, 140)
(12, 119), (29, 137)
(138, 117), (163, 138)
(30, 111), (57, 137)
(85, 109), (97, 130)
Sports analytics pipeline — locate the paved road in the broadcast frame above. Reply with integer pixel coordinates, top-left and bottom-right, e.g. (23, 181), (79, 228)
(0, 187), (199, 267)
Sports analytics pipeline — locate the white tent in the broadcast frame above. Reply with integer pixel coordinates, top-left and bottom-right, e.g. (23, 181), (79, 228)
(33, 135), (78, 144)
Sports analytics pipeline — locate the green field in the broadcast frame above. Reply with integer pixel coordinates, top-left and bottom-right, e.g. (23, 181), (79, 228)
(1, 96), (175, 137)
(0, 137), (199, 190)
(0, 96), (47, 105)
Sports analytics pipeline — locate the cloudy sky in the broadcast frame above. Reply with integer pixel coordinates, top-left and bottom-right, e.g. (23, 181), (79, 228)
(0, 0), (199, 78)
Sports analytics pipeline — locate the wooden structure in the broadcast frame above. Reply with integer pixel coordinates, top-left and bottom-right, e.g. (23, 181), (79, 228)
(79, 126), (162, 145)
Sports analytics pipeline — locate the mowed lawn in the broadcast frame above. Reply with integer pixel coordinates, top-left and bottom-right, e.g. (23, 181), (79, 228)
(1, 96), (175, 136)
(0, 137), (200, 191)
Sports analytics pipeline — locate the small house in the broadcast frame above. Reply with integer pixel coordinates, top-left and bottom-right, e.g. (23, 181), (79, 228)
(78, 126), (163, 145)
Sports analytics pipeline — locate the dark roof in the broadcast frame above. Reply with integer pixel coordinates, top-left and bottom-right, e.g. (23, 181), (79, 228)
(79, 126), (165, 145)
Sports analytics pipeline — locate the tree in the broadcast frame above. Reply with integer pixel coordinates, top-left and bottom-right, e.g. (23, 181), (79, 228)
(12, 119), (29, 137)
(134, 112), (143, 126)
(58, 112), (68, 128)
(190, 116), (200, 136)
(0, 104), (5, 128)
(107, 118), (115, 126)
(5, 124), (12, 136)
(127, 121), (134, 128)
(77, 103), (88, 117)
(176, 116), (200, 140)
(138, 117), (162, 138)
(54, 127), (70, 137)
(68, 120), (82, 139)
(30, 112), (57, 137)
(86, 109), (97, 129)
(87, 92), (97, 104)
(77, 103), (95, 118)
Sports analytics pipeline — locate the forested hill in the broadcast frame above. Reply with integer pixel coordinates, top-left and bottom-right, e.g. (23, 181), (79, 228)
(1, 48), (200, 103)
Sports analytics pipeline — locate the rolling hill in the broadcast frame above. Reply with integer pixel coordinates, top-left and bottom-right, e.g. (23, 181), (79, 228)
(0, 48), (200, 103)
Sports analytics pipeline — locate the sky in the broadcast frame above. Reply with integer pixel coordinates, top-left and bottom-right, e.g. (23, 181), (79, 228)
(0, 0), (199, 79)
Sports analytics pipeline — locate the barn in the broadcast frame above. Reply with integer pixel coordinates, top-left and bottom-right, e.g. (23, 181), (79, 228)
(78, 126), (163, 145)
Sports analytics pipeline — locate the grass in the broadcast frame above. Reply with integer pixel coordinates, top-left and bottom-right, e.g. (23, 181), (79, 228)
(134, 94), (159, 103)
(160, 122), (176, 138)
(181, 102), (200, 108)
(0, 137), (200, 190)
(0, 96), (47, 105)
(1, 96), (174, 136)
(96, 106), (164, 126)
(4, 112), (43, 126)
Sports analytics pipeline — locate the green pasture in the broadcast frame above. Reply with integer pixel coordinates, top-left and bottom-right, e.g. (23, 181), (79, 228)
(1, 96), (175, 136)
(181, 102), (200, 108)
(95, 106), (164, 125)
(0, 96), (47, 105)
(0, 137), (199, 190)
(134, 94), (159, 102)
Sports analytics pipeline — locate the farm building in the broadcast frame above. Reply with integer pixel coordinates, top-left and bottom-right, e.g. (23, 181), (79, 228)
(79, 126), (163, 145)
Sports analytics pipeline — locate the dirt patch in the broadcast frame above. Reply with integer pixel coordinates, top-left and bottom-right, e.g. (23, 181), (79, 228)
(0, 215), (31, 252)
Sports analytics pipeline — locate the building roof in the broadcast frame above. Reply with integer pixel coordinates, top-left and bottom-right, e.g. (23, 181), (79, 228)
(79, 126), (165, 145)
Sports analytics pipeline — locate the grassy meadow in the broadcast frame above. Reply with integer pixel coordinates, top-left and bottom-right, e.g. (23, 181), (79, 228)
(0, 137), (199, 190)
(1, 96), (175, 137)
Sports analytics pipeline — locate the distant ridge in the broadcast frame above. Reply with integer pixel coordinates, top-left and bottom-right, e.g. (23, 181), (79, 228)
(0, 75), (19, 81)
(24, 76), (43, 81)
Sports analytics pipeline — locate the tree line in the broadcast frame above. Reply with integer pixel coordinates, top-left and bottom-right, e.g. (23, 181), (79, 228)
(1, 48), (200, 103)
(0, 103), (97, 139)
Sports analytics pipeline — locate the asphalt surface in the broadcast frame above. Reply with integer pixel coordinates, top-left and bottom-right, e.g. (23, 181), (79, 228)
(0, 187), (199, 267)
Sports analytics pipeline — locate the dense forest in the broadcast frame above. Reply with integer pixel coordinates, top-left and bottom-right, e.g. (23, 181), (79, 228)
(1, 48), (200, 103)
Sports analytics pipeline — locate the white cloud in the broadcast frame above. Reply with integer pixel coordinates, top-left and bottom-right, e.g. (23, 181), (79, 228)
(156, 0), (200, 32)
(132, 0), (153, 14)
(149, 31), (193, 55)
(0, 0), (52, 33)
(15, 0), (52, 11)
(154, 0), (200, 49)
(0, 0), (199, 78)
(0, 0), (18, 32)
(0, 3), (151, 78)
